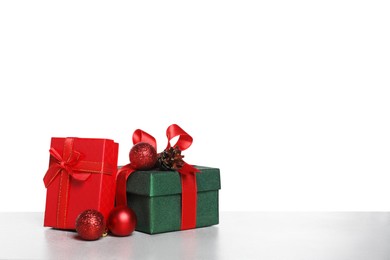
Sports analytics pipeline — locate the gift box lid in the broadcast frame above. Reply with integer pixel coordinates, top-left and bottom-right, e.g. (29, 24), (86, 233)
(125, 166), (220, 197)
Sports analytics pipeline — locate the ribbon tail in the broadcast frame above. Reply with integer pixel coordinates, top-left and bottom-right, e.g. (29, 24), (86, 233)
(71, 173), (91, 181)
(43, 166), (62, 188)
(115, 164), (136, 206)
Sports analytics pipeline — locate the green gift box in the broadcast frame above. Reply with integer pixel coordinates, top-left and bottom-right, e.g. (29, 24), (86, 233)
(125, 166), (221, 234)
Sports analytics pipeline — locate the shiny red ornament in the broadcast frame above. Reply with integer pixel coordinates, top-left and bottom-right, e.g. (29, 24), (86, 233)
(107, 206), (137, 236)
(75, 209), (106, 241)
(129, 142), (157, 170)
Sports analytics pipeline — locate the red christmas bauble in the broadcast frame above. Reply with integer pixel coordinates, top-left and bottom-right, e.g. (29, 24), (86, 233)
(129, 142), (157, 170)
(107, 206), (137, 236)
(75, 209), (106, 241)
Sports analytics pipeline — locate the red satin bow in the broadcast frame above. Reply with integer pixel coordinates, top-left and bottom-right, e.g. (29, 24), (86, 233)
(44, 139), (113, 188)
(116, 124), (200, 230)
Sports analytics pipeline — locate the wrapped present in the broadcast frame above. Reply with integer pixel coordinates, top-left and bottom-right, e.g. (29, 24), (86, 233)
(115, 124), (221, 234)
(126, 166), (220, 234)
(43, 137), (118, 230)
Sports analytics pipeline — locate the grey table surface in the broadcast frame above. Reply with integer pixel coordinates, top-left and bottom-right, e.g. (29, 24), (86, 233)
(0, 212), (389, 259)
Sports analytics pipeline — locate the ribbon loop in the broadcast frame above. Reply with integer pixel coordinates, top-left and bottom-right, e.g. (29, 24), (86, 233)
(49, 147), (64, 162)
(166, 124), (193, 151)
(132, 129), (157, 149)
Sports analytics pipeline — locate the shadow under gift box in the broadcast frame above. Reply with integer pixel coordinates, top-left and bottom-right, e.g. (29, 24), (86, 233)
(124, 166), (221, 234)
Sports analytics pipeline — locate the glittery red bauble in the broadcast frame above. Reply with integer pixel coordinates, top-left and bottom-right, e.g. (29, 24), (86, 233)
(107, 206), (137, 236)
(75, 209), (106, 241)
(129, 142), (157, 170)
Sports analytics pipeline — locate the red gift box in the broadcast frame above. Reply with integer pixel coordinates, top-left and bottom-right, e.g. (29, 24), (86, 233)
(43, 137), (118, 230)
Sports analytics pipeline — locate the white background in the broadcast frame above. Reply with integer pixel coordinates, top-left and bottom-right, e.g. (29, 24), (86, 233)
(0, 0), (389, 212)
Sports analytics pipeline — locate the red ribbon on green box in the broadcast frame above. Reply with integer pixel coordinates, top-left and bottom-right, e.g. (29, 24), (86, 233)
(116, 124), (200, 230)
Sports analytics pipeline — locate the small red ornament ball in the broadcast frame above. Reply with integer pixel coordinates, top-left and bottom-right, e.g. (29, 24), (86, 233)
(129, 142), (157, 170)
(75, 209), (106, 241)
(107, 206), (137, 236)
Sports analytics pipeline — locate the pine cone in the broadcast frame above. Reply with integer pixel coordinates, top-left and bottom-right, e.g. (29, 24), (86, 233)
(157, 146), (185, 170)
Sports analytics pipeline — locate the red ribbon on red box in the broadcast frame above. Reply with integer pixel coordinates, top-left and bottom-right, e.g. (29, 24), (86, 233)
(43, 138), (112, 229)
(116, 124), (200, 230)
